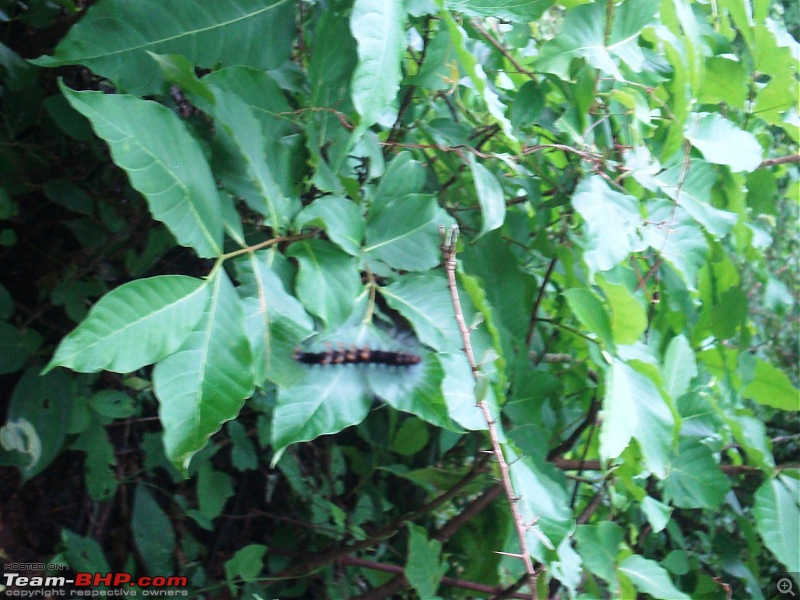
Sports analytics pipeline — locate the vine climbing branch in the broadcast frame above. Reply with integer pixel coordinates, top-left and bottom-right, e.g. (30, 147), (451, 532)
(439, 226), (540, 600)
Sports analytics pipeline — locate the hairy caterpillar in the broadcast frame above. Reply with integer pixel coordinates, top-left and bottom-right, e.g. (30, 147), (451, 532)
(293, 345), (421, 367)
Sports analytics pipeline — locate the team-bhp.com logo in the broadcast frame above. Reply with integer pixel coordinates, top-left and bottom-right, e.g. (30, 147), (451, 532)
(2, 570), (188, 597)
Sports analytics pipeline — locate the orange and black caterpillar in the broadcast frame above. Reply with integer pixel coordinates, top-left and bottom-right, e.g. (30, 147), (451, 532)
(293, 345), (421, 367)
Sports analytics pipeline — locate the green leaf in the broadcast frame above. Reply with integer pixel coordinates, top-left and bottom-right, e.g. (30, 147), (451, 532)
(89, 390), (137, 419)
(364, 194), (453, 271)
(643, 201), (708, 290)
(600, 360), (675, 478)
(406, 524), (448, 599)
(686, 113), (763, 172)
(641, 496), (673, 533)
(597, 276), (647, 345)
(509, 453), (573, 553)
(564, 288), (614, 350)
(295, 196), (364, 256)
(3, 370), (73, 479)
(0, 323), (42, 375)
(286, 239), (362, 329)
(272, 368), (372, 459)
(572, 176), (645, 275)
(390, 418), (430, 456)
(153, 269), (254, 472)
(446, 0), (552, 21)
(575, 522), (623, 586)
(537, 0), (659, 80)
(46, 275), (210, 374)
(743, 359), (800, 411)
(698, 57), (748, 110)
(663, 335), (696, 400)
(60, 87), (223, 257)
(235, 252), (314, 387)
(208, 85), (298, 230)
(663, 439), (730, 508)
(33, 0), (294, 94)
(381, 275), (461, 351)
(469, 156), (506, 237)
(350, 0), (406, 132)
(755, 474), (800, 573)
(197, 462), (234, 520)
(72, 421), (118, 501)
(651, 159), (738, 239)
(225, 544), (268, 588)
(132, 484), (175, 574)
(618, 555), (690, 600)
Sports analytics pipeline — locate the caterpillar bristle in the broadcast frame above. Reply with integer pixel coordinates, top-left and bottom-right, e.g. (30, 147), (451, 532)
(293, 344), (421, 367)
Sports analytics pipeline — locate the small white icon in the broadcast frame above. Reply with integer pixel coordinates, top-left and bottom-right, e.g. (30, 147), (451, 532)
(778, 578), (795, 596)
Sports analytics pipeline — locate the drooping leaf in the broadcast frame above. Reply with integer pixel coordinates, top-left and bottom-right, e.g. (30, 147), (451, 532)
(564, 288), (614, 350)
(686, 113), (763, 172)
(663, 439), (730, 508)
(295, 195), (364, 257)
(755, 474), (800, 573)
(536, 0), (660, 81)
(60, 86), (223, 257)
(350, 0), (405, 132)
(235, 252), (314, 387)
(743, 359), (800, 411)
(364, 194), (453, 271)
(46, 275), (210, 374)
(572, 176), (646, 275)
(286, 239), (362, 329)
(618, 555), (690, 600)
(663, 335), (697, 400)
(599, 360), (675, 478)
(33, 0), (294, 94)
(153, 269), (254, 472)
(575, 522), (623, 587)
(132, 484), (175, 574)
(470, 156), (506, 237)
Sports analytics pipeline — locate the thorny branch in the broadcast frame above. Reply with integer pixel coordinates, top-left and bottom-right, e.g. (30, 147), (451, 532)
(439, 225), (540, 600)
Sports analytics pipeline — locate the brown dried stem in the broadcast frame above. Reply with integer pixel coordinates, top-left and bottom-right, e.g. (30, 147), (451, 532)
(439, 225), (539, 600)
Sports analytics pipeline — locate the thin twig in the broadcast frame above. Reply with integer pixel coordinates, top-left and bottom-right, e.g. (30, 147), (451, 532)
(760, 154), (800, 167)
(439, 226), (539, 600)
(471, 20), (536, 78)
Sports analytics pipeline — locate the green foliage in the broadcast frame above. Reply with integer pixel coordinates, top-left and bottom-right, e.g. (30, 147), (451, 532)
(1, 0), (798, 598)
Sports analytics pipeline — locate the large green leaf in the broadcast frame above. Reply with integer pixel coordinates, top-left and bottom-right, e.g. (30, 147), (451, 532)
(271, 367), (372, 459)
(572, 176), (645, 275)
(61, 86), (223, 257)
(536, 0), (660, 81)
(597, 276), (647, 345)
(755, 474), (800, 573)
(663, 335), (697, 400)
(599, 360), (675, 478)
(286, 239), (362, 329)
(207, 85), (298, 230)
(743, 359), (800, 411)
(618, 555), (690, 600)
(364, 194), (453, 271)
(46, 275), (210, 374)
(575, 522), (623, 587)
(663, 439), (730, 508)
(33, 0), (294, 94)
(381, 275), (461, 352)
(350, 0), (405, 132)
(686, 113), (763, 172)
(651, 159), (738, 239)
(235, 252), (314, 387)
(295, 196), (364, 257)
(153, 269), (254, 472)
(470, 156), (506, 237)
(446, 0), (552, 21)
